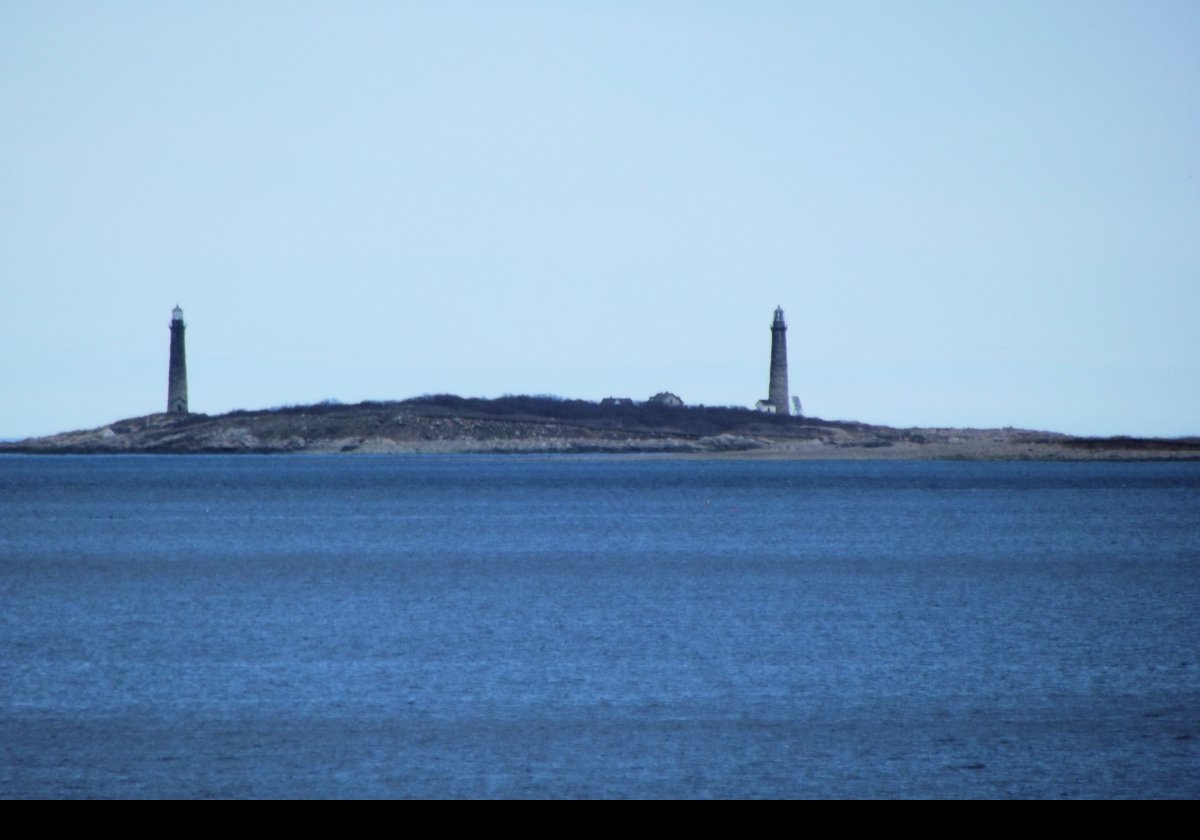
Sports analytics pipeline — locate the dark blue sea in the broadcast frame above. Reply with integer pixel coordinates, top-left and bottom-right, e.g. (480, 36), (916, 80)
(1, 455), (1197, 799)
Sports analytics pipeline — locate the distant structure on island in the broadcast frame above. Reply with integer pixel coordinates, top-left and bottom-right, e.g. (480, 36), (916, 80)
(648, 392), (684, 407)
(757, 306), (796, 415)
(167, 306), (188, 415)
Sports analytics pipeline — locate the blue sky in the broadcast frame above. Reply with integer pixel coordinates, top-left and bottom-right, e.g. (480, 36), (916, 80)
(2, 1), (1197, 438)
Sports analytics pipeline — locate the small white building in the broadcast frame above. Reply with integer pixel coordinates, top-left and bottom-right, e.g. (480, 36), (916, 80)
(648, 392), (684, 407)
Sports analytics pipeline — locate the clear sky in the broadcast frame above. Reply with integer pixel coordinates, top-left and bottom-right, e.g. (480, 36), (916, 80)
(2, 1), (1197, 439)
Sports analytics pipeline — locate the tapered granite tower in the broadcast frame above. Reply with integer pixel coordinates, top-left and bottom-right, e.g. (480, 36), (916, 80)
(167, 306), (188, 415)
(768, 306), (789, 416)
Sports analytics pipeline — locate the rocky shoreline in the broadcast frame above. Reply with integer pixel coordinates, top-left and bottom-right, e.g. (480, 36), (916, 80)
(4, 396), (1198, 461)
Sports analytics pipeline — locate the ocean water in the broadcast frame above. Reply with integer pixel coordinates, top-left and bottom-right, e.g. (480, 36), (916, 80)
(0, 455), (1197, 799)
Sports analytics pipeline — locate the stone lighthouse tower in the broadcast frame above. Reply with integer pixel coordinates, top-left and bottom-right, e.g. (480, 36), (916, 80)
(167, 305), (188, 415)
(768, 306), (789, 415)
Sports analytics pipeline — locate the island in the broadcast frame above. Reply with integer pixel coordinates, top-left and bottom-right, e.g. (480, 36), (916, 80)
(3, 394), (1198, 460)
